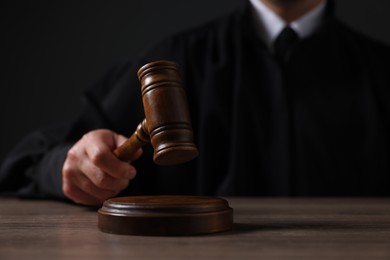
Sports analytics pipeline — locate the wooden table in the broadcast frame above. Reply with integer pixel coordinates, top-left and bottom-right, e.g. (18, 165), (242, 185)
(1, 197), (390, 259)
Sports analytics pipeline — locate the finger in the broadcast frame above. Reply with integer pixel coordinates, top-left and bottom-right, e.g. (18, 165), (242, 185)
(63, 162), (118, 203)
(85, 141), (138, 180)
(62, 167), (103, 205)
(75, 172), (119, 201)
(78, 157), (130, 192)
(63, 179), (102, 206)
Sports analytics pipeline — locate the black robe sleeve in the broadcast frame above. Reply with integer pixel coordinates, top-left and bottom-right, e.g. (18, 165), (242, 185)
(0, 59), (145, 200)
(0, 125), (72, 199)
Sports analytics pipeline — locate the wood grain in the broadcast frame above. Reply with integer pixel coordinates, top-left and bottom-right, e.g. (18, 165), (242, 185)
(1, 197), (390, 259)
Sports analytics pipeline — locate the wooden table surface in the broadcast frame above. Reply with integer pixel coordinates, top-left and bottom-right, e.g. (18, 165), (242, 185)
(1, 197), (390, 260)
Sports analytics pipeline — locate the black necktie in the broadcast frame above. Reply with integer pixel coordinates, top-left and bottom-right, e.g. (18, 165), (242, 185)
(273, 26), (299, 65)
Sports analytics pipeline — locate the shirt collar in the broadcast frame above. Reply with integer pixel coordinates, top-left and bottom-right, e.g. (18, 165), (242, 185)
(249, 0), (327, 48)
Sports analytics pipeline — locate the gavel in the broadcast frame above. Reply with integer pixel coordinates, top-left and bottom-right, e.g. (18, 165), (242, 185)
(98, 60), (233, 236)
(112, 60), (198, 165)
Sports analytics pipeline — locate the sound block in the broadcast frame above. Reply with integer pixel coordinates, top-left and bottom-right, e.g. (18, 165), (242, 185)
(98, 195), (233, 236)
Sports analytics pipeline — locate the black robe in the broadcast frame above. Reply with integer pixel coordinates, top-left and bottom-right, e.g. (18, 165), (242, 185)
(1, 1), (389, 200)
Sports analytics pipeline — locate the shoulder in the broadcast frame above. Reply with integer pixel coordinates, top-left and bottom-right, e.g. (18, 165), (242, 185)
(329, 18), (390, 59)
(133, 1), (250, 65)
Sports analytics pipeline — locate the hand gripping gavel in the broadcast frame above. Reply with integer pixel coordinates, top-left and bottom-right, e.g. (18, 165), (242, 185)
(112, 60), (199, 165)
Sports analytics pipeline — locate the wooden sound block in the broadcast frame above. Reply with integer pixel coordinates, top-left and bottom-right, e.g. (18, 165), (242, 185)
(98, 195), (233, 236)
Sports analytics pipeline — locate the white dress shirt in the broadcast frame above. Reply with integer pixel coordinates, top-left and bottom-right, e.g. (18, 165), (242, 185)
(249, 0), (327, 49)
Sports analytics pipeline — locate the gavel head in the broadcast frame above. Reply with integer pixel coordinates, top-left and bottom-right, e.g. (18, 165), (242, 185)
(137, 60), (198, 165)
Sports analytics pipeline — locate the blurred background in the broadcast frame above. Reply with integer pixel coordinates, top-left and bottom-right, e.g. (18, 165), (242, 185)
(1, 0), (390, 163)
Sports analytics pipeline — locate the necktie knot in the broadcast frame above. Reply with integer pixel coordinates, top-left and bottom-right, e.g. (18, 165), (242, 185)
(273, 26), (299, 64)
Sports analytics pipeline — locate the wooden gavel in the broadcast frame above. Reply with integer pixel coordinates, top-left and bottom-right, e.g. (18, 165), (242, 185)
(112, 60), (198, 165)
(97, 65), (232, 236)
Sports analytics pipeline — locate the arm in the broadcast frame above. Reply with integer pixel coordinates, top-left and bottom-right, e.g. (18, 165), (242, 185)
(0, 124), (71, 200)
(0, 60), (146, 204)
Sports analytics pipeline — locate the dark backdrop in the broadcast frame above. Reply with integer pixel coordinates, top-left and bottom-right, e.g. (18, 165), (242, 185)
(1, 0), (390, 163)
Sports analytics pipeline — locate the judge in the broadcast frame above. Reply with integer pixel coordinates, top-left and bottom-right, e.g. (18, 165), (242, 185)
(1, 0), (390, 205)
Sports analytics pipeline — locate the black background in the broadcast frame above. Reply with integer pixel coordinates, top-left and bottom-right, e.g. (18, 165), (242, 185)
(1, 0), (390, 163)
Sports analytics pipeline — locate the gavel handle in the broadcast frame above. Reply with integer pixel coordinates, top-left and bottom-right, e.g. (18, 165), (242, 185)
(113, 119), (149, 162)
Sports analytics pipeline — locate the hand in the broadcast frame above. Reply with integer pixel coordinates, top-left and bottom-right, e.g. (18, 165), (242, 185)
(62, 129), (142, 205)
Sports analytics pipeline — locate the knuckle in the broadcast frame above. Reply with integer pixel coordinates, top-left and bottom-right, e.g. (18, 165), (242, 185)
(81, 179), (96, 193)
(62, 163), (75, 179)
(82, 130), (103, 144)
(94, 174), (127, 195)
(90, 148), (106, 166)
(94, 173), (110, 189)
(82, 132), (93, 141)
(66, 147), (78, 161)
